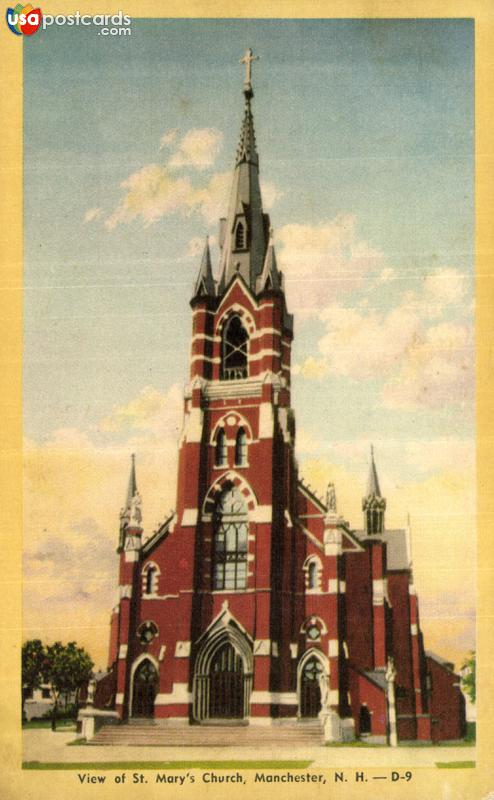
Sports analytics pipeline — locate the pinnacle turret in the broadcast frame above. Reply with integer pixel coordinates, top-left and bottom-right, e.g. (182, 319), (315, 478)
(118, 453), (141, 550)
(193, 237), (215, 297)
(363, 445), (386, 535)
(256, 229), (282, 293)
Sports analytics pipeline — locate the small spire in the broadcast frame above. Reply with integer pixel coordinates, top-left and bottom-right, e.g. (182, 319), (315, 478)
(257, 228), (281, 292)
(126, 453), (137, 508)
(193, 236), (215, 297)
(367, 444), (382, 497)
(362, 446), (386, 535)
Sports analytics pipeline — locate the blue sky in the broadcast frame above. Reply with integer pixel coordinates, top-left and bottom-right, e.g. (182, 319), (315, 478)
(24, 19), (474, 469)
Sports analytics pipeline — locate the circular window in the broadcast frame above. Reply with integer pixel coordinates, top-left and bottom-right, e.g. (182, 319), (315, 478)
(137, 621), (158, 645)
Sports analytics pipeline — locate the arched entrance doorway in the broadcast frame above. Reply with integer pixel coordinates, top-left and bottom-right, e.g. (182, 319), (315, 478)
(193, 618), (253, 723)
(209, 641), (245, 719)
(132, 659), (158, 718)
(300, 656), (324, 718)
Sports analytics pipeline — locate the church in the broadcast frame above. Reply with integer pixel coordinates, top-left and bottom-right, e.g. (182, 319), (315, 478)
(93, 52), (466, 745)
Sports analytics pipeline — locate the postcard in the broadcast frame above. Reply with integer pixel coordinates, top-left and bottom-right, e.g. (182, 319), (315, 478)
(1, 2), (493, 799)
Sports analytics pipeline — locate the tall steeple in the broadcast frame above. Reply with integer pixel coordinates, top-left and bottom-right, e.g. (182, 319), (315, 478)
(363, 445), (386, 535)
(218, 48), (270, 294)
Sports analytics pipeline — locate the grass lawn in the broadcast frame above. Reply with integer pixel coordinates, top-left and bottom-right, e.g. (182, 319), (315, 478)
(435, 761), (475, 769)
(23, 720), (76, 730)
(23, 760), (313, 771)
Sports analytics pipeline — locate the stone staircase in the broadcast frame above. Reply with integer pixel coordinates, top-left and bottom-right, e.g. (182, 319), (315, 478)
(90, 719), (324, 747)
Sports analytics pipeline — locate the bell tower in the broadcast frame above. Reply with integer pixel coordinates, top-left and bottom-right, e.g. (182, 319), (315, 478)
(171, 49), (299, 719)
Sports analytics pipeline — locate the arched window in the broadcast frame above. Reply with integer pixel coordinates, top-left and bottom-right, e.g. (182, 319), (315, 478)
(215, 429), (227, 467)
(235, 220), (246, 250)
(308, 561), (318, 589)
(235, 428), (248, 466)
(145, 565), (157, 594)
(222, 315), (249, 380)
(213, 484), (248, 590)
(304, 556), (321, 591)
(142, 563), (159, 596)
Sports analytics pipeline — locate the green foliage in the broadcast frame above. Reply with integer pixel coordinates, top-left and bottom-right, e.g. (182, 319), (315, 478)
(22, 639), (94, 729)
(43, 641), (94, 698)
(460, 651), (476, 704)
(22, 639), (46, 695)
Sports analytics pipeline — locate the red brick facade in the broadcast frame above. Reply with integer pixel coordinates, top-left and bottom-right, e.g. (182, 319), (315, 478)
(102, 67), (466, 744)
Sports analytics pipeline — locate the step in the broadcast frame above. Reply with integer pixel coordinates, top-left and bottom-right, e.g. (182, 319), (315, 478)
(90, 721), (324, 747)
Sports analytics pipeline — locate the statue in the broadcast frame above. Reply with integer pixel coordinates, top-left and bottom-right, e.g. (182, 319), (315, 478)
(86, 677), (96, 707)
(386, 656), (397, 684)
(129, 491), (142, 526)
(318, 671), (330, 712)
(326, 482), (337, 514)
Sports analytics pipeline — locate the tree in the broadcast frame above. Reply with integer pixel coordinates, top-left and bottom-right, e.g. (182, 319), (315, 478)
(22, 639), (46, 717)
(460, 651), (476, 704)
(42, 642), (94, 730)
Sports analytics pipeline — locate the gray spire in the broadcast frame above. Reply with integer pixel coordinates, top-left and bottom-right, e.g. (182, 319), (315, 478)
(218, 50), (269, 295)
(126, 453), (137, 508)
(193, 237), (215, 297)
(367, 445), (381, 497)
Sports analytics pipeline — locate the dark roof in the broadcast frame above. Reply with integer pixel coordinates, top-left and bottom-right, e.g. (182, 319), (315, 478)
(354, 528), (410, 571)
(426, 651), (455, 671)
(363, 670), (387, 691)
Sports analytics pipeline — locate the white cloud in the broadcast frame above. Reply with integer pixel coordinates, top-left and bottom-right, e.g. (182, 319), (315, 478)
(159, 128), (179, 150)
(105, 165), (232, 230)
(84, 207), (102, 224)
(292, 356), (329, 381)
(293, 256), (474, 411)
(382, 321), (474, 410)
(316, 304), (421, 379)
(423, 267), (467, 310)
(99, 384), (182, 443)
(168, 128), (223, 171)
(261, 180), (284, 210)
(277, 216), (385, 314)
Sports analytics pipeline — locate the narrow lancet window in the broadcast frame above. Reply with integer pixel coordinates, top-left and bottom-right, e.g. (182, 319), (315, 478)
(222, 315), (249, 380)
(235, 428), (248, 466)
(215, 429), (228, 467)
(235, 220), (246, 250)
(308, 561), (318, 590)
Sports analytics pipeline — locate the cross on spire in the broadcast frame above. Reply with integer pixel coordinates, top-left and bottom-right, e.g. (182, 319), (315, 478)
(240, 48), (259, 87)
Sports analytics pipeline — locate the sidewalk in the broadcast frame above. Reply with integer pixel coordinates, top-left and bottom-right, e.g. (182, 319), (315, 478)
(23, 730), (475, 769)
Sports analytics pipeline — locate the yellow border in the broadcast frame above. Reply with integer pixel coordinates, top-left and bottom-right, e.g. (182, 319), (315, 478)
(1, 1), (493, 798)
